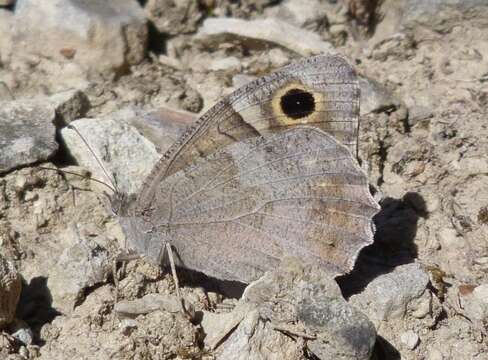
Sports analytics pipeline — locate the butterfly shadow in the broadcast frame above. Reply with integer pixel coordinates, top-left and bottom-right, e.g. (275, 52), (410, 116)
(337, 191), (427, 298)
(15, 276), (61, 346)
(169, 251), (247, 300)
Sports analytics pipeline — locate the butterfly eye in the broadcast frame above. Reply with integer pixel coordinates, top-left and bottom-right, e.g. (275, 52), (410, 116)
(280, 88), (316, 120)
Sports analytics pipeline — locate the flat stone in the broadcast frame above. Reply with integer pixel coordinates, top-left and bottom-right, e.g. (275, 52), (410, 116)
(349, 263), (430, 323)
(0, 100), (58, 174)
(13, 0), (147, 75)
(114, 293), (181, 318)
(197, 17), (335, 56)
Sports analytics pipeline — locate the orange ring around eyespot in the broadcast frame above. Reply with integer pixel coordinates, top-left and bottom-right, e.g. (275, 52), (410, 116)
(271, 82), (327, 126)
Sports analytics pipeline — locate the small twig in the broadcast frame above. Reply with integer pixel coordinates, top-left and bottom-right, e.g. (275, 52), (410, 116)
(271, 323), (317, 340)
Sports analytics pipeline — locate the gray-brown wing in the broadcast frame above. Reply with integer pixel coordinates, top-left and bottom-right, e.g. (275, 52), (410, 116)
(139, 127), (378, 283)
(136, 55), (360, 214)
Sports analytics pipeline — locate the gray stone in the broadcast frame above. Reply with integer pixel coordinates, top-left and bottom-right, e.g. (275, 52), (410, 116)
(0, 255), (21, 329)
(400, 330), (419, 350)
(60, 108), (160, 197)
(47, 225), (112, 313)
(349, 263), (430, 323)
(216, 258), (376, 360)
(47, 89), (90, 126)
(197, 17), (335, 57)
(13, 0), (147, 75)
(0, 100), (58, 174)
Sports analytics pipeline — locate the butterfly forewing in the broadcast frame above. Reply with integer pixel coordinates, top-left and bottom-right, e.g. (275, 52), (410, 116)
(136, 55), (359, 213)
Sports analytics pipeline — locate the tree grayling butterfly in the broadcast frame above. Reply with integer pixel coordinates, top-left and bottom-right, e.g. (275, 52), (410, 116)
(111, 54), (379, 284)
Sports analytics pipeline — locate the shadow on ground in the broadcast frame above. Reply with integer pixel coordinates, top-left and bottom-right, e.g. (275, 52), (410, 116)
(337, 191), (428, 298)
(16, 276), (61, 346)
(371, 336), (402, 360)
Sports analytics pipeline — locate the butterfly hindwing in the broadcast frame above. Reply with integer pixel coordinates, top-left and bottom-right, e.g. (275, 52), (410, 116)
(134, 127), (377, 283)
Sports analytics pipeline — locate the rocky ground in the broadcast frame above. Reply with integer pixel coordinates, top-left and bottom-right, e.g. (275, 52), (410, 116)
(0, 0), (487, 359)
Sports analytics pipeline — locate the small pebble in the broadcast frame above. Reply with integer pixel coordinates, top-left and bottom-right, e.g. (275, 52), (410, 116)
(400, 330), (420, 350)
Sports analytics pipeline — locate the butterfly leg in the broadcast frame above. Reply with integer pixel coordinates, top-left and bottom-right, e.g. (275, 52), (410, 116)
(164, 242), (195, 320)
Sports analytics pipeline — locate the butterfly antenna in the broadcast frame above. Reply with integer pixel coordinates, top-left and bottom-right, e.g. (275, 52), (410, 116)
(38, 166), (117, 194)
(67, 124), (119, 194)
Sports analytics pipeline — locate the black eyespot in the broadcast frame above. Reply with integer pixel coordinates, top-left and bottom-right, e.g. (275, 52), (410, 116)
(280, 88), (315, 120)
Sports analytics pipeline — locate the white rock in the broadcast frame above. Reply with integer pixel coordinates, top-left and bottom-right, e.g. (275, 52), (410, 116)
(197, 17), (335, 56)
(400, 330), (419, 350)
(13, 0), (147, 75)
(60, 108), (160, 196)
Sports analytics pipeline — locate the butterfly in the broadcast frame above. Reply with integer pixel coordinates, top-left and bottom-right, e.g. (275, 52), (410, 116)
(112, 55), (380, 284)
